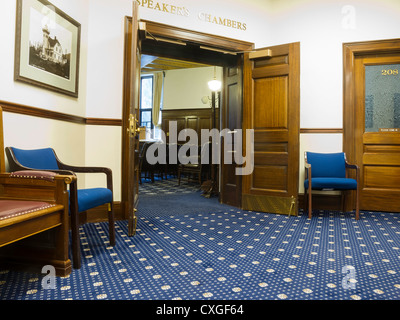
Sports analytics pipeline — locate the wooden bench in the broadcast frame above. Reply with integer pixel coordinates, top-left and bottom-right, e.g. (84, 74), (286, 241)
(0, 170), (74, 276)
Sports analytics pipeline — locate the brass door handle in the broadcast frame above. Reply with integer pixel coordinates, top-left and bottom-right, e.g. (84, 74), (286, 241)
(127, 114), (140, 137)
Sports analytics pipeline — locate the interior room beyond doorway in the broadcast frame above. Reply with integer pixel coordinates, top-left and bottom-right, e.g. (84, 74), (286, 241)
(139, 54), (223, 194)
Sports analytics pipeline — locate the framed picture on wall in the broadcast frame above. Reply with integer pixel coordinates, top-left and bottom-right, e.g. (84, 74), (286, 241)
(14, 0), (81, 97)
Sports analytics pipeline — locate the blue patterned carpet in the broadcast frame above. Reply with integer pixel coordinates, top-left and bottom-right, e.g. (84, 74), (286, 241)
(1, 178), (400, 301)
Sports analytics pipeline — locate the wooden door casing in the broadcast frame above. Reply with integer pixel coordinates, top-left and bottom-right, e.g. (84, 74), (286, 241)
(354, 55), (400, 212)
(344, 39), (400, 213)
(122, 2), (142, 236)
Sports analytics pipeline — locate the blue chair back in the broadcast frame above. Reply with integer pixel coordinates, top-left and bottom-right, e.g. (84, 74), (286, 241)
(306, 152), (346, 178)
(11, 147), (59, 170)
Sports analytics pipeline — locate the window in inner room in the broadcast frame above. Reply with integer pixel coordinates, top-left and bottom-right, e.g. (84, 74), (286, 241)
(139, 75), (154, 129)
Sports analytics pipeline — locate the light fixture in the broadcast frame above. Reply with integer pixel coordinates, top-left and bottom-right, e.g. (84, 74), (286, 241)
(201, 96), (209, 104)
(208, 66), (221, 92)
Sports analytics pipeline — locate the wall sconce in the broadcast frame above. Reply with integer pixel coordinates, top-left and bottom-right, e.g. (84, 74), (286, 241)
(208, 66), (221, 92)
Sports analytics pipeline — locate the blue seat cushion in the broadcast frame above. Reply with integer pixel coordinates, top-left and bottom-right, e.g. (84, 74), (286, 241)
(306, 152), (346, 178)
(69, 188), (112, 213)
(304, 178), (357, 190)
(11, 147), (59, 170)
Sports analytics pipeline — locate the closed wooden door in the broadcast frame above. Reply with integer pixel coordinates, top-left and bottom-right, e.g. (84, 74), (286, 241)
(242, 43), (300, 215)
(353, 55), (400, 212)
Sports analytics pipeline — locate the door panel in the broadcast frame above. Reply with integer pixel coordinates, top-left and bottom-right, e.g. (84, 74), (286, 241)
(242, 43), (300, 216)
(220, 61), (243, 207)
(254, 76), (288, 129)
(354, 54), (400, 212)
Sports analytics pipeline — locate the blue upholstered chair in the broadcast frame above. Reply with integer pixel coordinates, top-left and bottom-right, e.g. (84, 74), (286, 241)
(5, 147), (115, 269)
(304, 152), (359, 220)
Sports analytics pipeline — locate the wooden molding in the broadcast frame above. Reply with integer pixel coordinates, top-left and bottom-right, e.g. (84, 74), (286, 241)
(300, 128), (343, 134)
(0, 100), (346, 133)
(0, 100), (121, 126)
(86, 118), (122, 126)
(83, 202), (123, 224)
(298, 193), (342, 211)
(142, 19), (254, 52)
(0, 100), (85, 124)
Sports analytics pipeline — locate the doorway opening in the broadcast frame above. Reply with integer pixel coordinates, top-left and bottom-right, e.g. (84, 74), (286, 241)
(121, 17), (255, 222)
(138, 55), (222, 197)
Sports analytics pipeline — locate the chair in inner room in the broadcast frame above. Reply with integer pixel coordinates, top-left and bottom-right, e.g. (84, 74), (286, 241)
(304, 151), (359, 220)
(178, 142), (211, 186)
(139, 141), (155, 183)
(5, 146), (115, 269)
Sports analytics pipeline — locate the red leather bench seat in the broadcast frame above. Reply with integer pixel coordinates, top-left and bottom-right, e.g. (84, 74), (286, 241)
(0, 200), (55, 221)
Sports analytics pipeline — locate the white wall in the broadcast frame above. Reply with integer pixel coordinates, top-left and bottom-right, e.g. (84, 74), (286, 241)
(162, 67), (223, 110)
(0, 0), (90, 186)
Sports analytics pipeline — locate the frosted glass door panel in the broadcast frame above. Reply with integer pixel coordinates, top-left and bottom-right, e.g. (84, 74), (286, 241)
(365, 64), (400, 132)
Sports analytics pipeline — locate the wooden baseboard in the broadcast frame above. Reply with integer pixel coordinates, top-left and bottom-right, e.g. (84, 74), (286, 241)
(298, 193), (342, 211)
(83, 202), (123, 224)
(84, 195), (344, 224)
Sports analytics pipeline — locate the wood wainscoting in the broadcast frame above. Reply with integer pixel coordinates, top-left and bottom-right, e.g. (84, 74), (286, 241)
(161, 108), (218, 143)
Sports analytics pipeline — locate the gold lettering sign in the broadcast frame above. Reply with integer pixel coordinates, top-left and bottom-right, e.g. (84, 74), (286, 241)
(198, 12), (247, 31)
(136, 1), (247, 31)
(381, 69), (399, 76)
(136, 0), (189, 17)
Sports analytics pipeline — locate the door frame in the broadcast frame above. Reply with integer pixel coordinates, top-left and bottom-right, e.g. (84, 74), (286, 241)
(121, 17), (254, 219)
(343, 38), (400, 160)
(343, 38), (400, 210)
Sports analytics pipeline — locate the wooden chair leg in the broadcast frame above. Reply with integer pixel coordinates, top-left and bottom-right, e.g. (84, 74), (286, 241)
(304, 187), (307, 212)
(70, 182), (81, 269)
(341, 191), (345, 212)
(308, 187), (312, 219)
(355, 187), (360, 220)
(108, 202), (115, 246)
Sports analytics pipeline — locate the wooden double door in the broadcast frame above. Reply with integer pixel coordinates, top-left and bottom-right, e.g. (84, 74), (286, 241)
(122, 2), (301, 235)
(344, 39), (400, 212)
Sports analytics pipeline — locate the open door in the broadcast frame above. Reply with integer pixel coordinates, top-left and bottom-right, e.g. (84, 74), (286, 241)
(242, 43), (300, 216)
(122, 2), (142, 236)
(220, 58), (243, 207)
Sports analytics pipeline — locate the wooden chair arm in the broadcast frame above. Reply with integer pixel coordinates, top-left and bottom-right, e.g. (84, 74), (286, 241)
(345, 162), (359, 170)
(0, 172), (74, 204)
(57, 163), (113, 191)
(304, 162), (311, 180)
